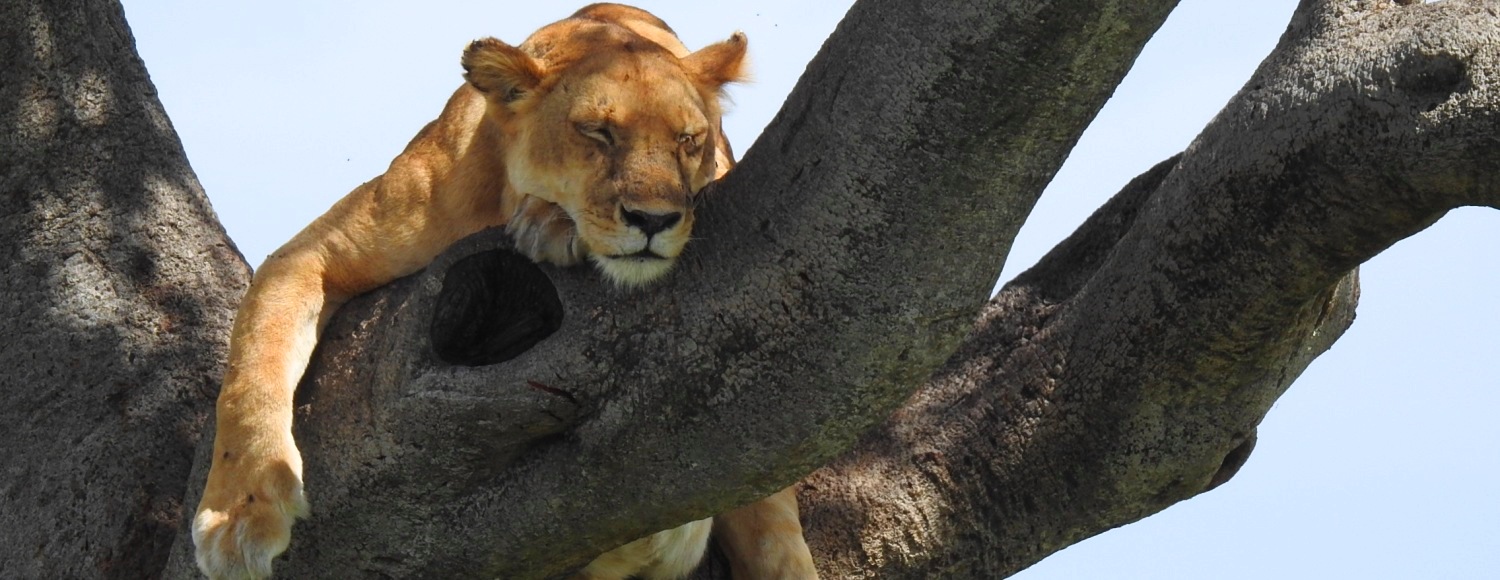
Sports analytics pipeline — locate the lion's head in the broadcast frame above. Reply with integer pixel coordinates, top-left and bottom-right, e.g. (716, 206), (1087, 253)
(461, 8), (747, 287)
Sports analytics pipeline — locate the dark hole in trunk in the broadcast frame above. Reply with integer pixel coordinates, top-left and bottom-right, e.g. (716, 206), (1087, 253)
(430, 249), (563, 366)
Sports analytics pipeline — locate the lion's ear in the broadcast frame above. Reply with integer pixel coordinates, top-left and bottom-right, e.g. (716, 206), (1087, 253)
(462, 38), (546, 103)
(683, 32), (749, 91)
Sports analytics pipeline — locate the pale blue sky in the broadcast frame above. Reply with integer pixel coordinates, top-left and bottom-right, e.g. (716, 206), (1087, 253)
(125, 2), (1498, 577)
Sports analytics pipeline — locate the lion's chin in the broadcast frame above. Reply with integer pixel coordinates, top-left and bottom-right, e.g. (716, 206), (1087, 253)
(593, 254), (677, 288)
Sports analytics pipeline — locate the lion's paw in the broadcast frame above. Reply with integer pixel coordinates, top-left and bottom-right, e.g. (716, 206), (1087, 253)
(507, 196), (586, 266)
(193, 458), (308, 579)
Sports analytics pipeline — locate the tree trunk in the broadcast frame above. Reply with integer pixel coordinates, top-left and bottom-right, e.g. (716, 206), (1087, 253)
(4, 0), (1497, 579)
(0, 0), (249, 578)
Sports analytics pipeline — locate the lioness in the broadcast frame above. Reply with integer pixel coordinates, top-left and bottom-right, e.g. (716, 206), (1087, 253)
(192, 4), (815, 579)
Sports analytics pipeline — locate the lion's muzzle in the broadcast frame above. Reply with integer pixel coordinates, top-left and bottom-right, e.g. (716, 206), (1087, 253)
(621, 208), (682, 236)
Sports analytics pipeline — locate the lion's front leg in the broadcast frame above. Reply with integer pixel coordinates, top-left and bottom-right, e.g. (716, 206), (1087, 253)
(506, 195), (587, 266)
(193, 433), (308, 579)
(193, 254), (331, 579)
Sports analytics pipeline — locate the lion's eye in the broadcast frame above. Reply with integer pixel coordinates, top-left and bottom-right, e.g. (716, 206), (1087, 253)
(577, 123), (614, 147)
(678, 131), (704, 151)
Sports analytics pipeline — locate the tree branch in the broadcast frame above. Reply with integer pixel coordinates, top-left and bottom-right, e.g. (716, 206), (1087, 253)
(795, 1), (1498, 576)
(159, 0), (1182, 577)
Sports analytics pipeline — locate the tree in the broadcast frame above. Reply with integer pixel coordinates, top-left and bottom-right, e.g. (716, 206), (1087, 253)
(2, 0), (1495, 578)
(0, 1), (248, 577)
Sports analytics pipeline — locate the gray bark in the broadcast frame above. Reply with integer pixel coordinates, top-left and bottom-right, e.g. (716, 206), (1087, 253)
(0, 0), (250, 578)
(794, 0), (1500, 576)
(160, 0), (1184, 577)
(3, 0), (1497, 579)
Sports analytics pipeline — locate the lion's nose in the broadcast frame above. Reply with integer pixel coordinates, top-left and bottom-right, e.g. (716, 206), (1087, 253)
(622, 209), (682, 236)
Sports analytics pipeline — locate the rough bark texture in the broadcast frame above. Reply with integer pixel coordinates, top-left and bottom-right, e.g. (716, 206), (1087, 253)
(5, 0), (1498, 579)
(146, 1), (1180, 577)
(794, 0), (1500, 576)
(0, 0), (250, 578)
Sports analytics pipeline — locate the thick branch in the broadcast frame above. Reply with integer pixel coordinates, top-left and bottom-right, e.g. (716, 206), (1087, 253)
(796, 1), (1499, 577)
(159, 0), (1180, 577)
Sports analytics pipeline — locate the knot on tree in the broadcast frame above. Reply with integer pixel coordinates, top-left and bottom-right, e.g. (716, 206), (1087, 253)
(1206, 430), (1258, 492)
(1393, 51), (1469, 112)
(430, 249), (564, 366)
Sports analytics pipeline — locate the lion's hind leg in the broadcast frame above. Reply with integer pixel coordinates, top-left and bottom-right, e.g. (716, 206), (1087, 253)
(713, 486), (819, 579)
(576, 518), (714, 580)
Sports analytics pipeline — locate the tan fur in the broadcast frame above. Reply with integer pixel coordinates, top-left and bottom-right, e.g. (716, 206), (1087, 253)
(713, 487), (818, 579)
(193, 4), (813, 579)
